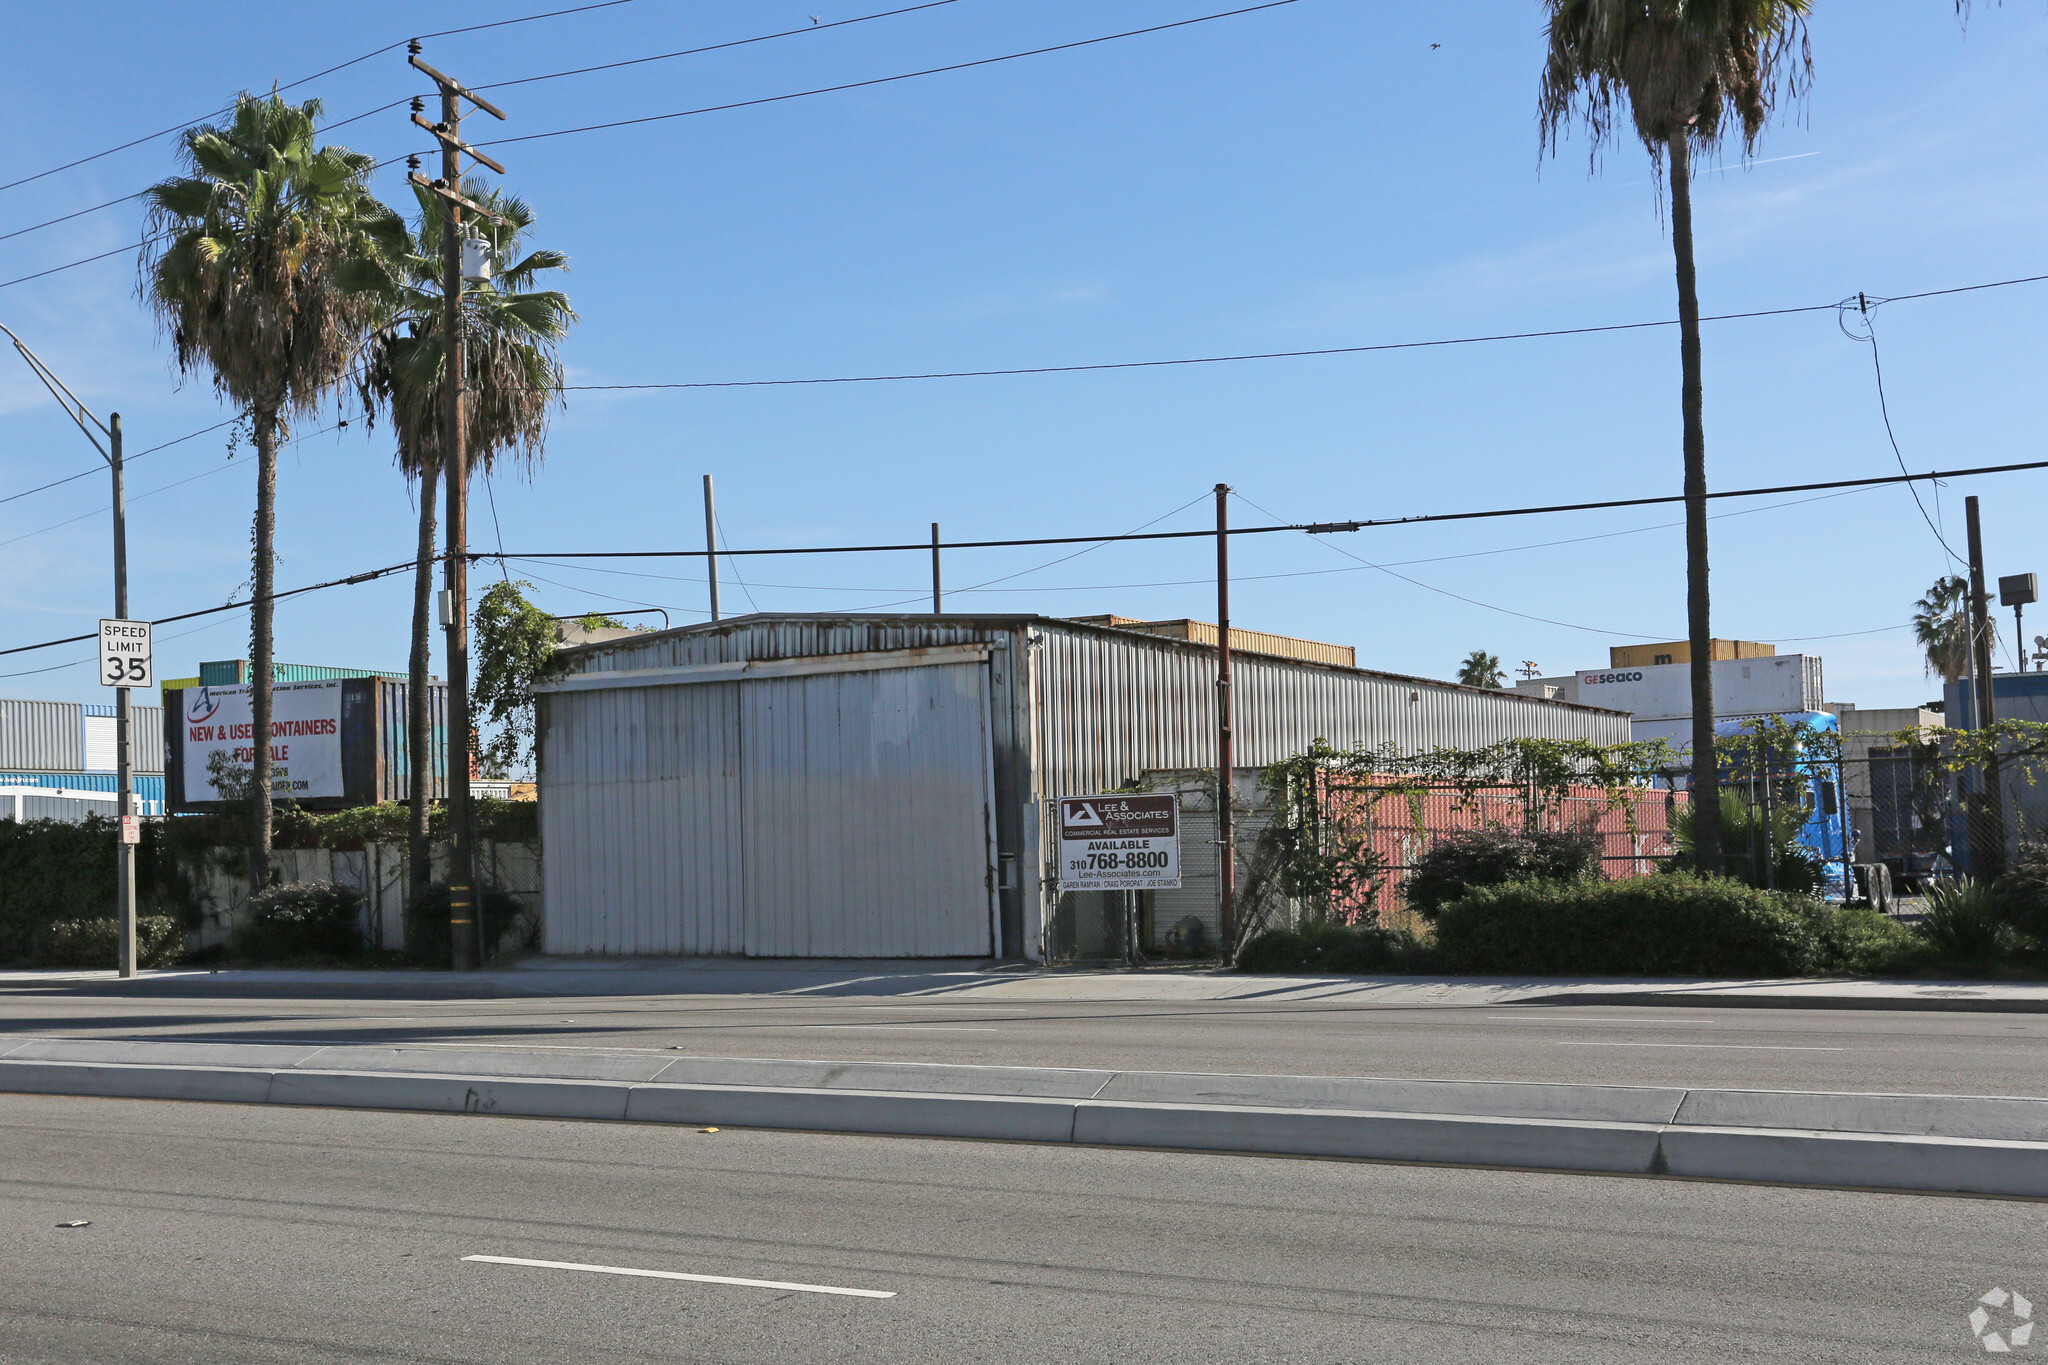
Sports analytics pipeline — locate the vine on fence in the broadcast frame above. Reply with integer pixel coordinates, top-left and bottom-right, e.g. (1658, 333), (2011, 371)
(1257, 735), (1681, 923)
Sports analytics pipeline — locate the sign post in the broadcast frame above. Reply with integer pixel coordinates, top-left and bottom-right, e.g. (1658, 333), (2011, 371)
(99, 615), (150, 978)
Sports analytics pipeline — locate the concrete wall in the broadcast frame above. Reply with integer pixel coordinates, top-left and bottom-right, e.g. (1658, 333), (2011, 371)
(185, 841), (541, 956)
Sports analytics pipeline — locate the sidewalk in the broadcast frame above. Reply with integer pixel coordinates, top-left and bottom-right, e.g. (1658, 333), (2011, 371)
(3, 1033), (2043, 1199)
(4, 959), (2047, 1011)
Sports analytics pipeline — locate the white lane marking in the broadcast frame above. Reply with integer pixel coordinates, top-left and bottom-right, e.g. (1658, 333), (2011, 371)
(464, 1255), (894, 1298)
(1484, 1016), (1718, 1025)
(1557, 1041), (1846, 1051)
(791, 1025), (1000, 1032)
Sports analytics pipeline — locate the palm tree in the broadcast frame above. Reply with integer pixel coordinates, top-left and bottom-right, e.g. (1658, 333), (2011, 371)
(141, 93), (399, 887)
(360, 178), (572, 905)
(1538, 1), (1811, 876)
(1457, 650), (1507, 689)
(1913, 574), (1988, 683)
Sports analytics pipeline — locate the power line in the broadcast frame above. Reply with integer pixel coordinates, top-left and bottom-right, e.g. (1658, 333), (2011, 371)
(491, 457), (2048, 562)
(4, 454), (2044, 663)
(0, 236), (165, 291)
(0, 555), (417, 660)
(546, 272), (2048, 392)
(0, 455), (244, 552)
(1229, 489), (1671, 639)
(475, 0), (966, 95)
(834, 489), (1214, 612)
(501, 481), (1877, 596)
(1838, 293), (1967, 571)
(0, 1), (968, 245)
(0, 417), (243, 507)
(0, 0), (653, 198)
(474, 0), (1307, 153)
(4, 3), (1292, 285)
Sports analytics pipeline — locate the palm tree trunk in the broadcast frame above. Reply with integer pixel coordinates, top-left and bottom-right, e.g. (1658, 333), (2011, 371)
(249, 409), (279, 889)
(1668, 131), (1721, 875)
(408, 463), (440, 911)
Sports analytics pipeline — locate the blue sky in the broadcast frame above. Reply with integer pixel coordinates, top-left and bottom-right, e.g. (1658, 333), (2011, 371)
(1, 0), (2043, 712)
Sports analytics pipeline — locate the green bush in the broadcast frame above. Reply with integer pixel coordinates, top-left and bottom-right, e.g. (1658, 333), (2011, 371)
(0, 816), (203, 962)
(1808, 905), (1932, 977)
(1994, 844), (2048, 942)
(1919, 878), (2012, 963)
(1432, 874), (1828, 976)
(232, 881), (363, 961)
(32, 916), (185, 968)
(404, 883), (533, 965)
(1402, 826), (1601, 921)
(1237, 921), (1423, 974)
(1673, 790), (1825, 893)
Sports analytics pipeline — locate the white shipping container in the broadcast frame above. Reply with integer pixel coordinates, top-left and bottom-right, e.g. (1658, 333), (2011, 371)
(1572, 655), (1822, 721)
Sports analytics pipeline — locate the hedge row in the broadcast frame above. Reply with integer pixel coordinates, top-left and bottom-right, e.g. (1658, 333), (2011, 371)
(1240, 875), (1933, 978)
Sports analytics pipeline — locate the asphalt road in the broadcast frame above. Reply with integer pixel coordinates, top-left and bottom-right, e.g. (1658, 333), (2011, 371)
(4, 984), (2047, 1095)
(2, 1093), (2042, 1364)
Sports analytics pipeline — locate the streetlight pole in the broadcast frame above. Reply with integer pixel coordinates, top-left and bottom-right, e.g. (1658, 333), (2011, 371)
(3, 324), (140, 977)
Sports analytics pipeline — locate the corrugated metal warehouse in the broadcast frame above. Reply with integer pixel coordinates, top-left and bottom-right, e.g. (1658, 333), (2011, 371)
(535, 614), (1628, 960)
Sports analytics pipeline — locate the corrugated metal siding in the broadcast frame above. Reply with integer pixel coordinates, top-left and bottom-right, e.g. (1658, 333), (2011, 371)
(544, 614), (1621, 959)
(133, 705), (165, 774)
(6, 791), (119, 823)
(542, 680), (743, 955)
(82, 714), (115, 771)
(79, 707), (164, 774)
(0, 772), (166, 807)
(740, 663), (993, 957)
(1031, 621), (1627, 802)
(377, 681), (447, 803)
(564, 617), (1013, 674)
(0, 700), (82, 771)
(200, 660), (408, 685)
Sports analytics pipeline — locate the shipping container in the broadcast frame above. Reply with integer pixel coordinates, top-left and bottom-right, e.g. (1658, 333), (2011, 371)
(1529, 654), (1824, 720)
(165, 677), (446, 812)
(536, 613), (1629, 961)
(0, 772), (164, 812)
(198, 659), (410, 686)
(0, 786), (121, 823)
(80, 703), (165, 774)
(0, 699), (83, 771)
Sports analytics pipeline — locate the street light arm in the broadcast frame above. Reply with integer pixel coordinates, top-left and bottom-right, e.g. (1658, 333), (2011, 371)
(0, 321), (111, 460)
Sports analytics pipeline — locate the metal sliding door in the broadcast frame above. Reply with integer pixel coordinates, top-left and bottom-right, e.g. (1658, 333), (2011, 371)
(741, 660), (996, 957)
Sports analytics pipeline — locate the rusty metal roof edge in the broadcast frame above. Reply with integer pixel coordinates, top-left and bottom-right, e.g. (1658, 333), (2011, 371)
(549, 611), (1631, 718)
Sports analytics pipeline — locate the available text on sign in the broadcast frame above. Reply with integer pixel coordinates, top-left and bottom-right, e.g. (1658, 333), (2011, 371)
(1057, 794), (1181, 891)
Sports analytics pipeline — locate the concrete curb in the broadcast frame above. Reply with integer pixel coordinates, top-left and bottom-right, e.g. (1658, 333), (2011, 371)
(1522, 991), (2048, 1015)
(4, 1042), (2045, 1198)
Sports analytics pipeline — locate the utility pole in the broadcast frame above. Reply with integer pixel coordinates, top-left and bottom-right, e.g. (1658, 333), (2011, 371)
(410, 44), (506, 971)
(703, 476), (721, 622)
(931, 523), (942, 614)
(1965, 495), (2005, 879)
(111, 413), (135, 975)
(2, 325), (140, 977)
(1214, 483), (1235, 954)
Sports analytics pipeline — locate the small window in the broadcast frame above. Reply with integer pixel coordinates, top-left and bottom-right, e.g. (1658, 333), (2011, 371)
(1653, 653), (1673, 665)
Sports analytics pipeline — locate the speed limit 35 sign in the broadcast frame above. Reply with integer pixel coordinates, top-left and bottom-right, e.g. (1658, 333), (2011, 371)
(98, 619), (152, 688)
(1056, 794), (1181, 891)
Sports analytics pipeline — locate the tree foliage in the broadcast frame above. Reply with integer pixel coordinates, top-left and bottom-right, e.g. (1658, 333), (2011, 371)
(1538, 0), (1813, 166)
(1456, 650), (1507, 689)
(472, 579), (562, 779)
(139, 92), (400, 884)
(1912, 574), (1984, 683)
